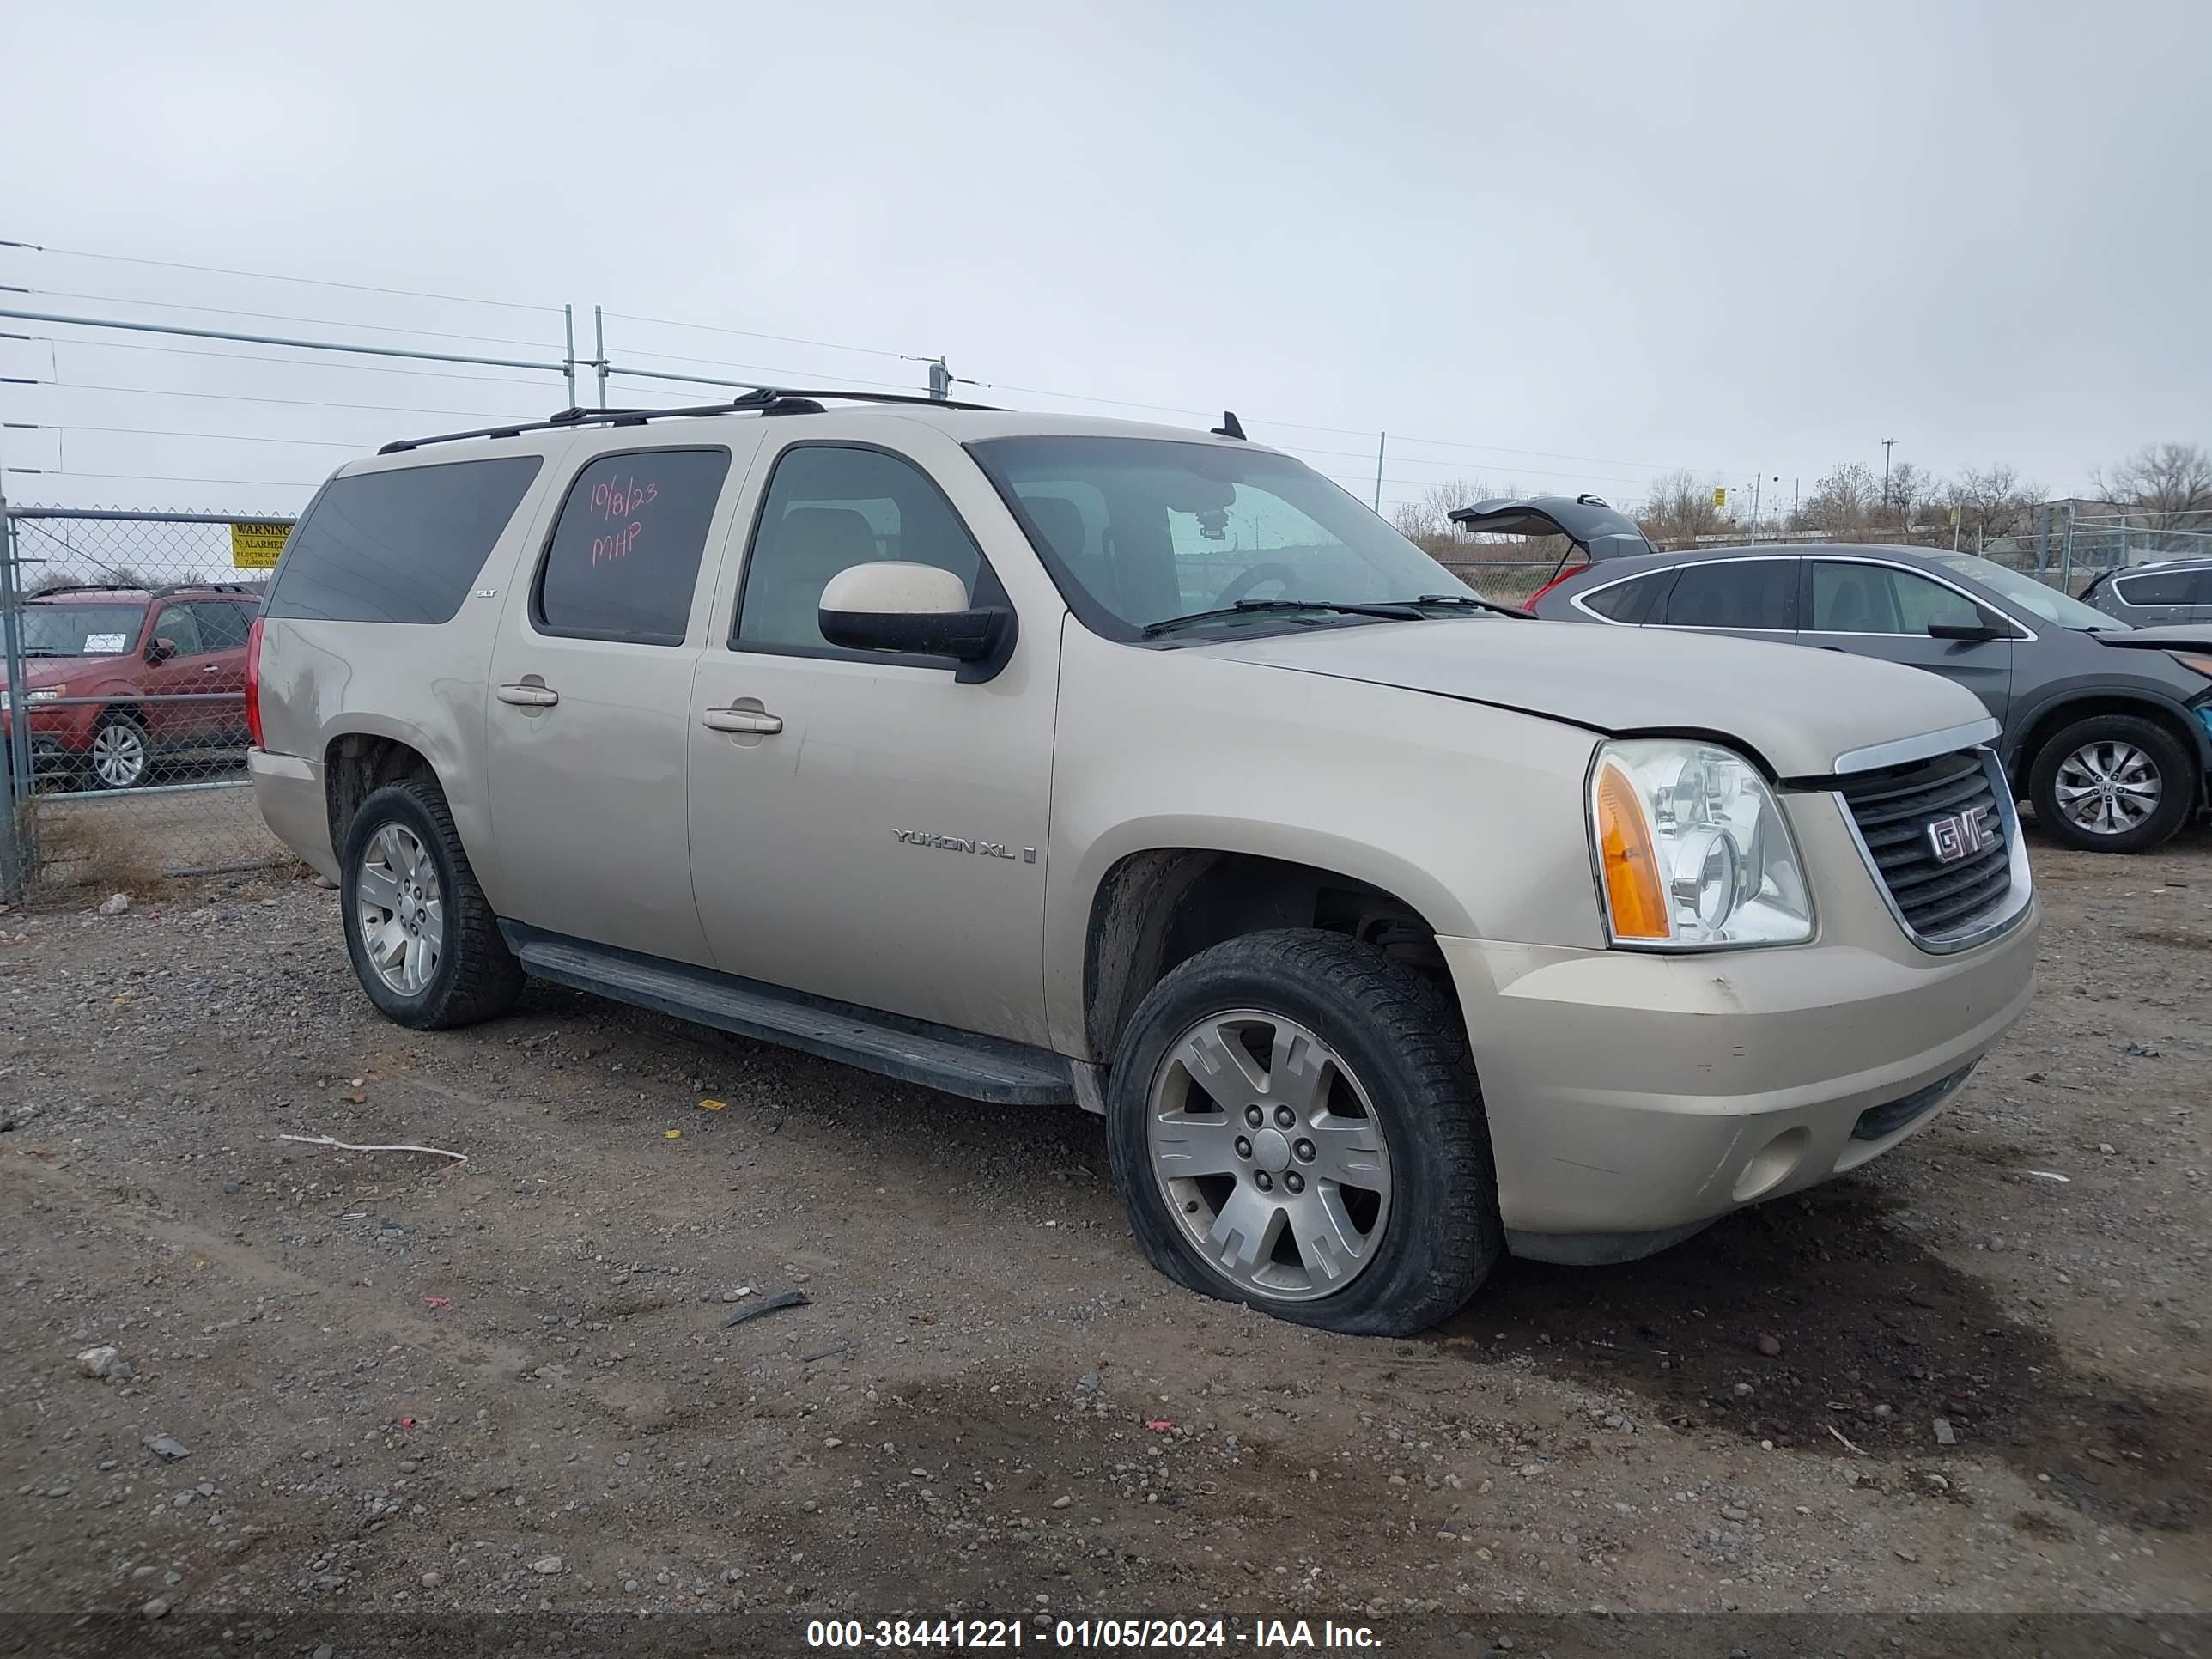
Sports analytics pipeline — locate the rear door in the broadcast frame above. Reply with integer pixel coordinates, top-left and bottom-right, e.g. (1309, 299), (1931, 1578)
(484, 437), (764, 963)
(2188, 568), (2212, 623)
(188, 600), (253, 746)
(1802, 556), (2016, 722)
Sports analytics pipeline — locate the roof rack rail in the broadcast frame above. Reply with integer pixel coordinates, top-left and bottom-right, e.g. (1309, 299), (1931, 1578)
(27, 580), (263, 600)
(377, 387), (1004, 455)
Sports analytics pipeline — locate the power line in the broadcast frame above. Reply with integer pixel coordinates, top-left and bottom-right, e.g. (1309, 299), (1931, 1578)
(24, 333), (567, 391)
(19, 423), (369, 449)
(606, 347), (922, 394)
(22, 289), (561, 351)
(32, 380), (526, 420)
(6, 238), (563, 313)
(602, 311), (913, 361)
(4, 468), (320, 489)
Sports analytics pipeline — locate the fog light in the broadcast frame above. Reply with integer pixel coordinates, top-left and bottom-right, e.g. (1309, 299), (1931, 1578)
(1732, 1126), (1811, 1202)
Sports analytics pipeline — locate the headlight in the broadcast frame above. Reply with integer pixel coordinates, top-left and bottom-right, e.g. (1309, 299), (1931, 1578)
(1589, 738), (1814, 949)
(22, 689), (62, 703)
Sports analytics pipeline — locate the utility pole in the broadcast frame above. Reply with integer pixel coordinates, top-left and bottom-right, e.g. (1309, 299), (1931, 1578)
(927, 357), (951, 401)
(1881, 438), (1895, 508)
(1372, 433), (1386, 513)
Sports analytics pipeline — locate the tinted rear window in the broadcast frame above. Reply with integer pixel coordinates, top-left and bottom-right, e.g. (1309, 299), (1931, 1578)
(1661, 559), (1798, 630)
(1579, 569), (1673, 623)
(265, 457), (543, 624)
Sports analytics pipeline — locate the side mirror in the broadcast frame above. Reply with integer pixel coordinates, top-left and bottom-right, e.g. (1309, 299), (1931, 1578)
(144, 637), (178, 664)
(817, 562), (1016, 684)
(1927, 616), (2005, 643)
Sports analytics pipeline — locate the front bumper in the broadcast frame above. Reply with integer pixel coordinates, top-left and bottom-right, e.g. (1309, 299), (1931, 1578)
(248, 748), (337, 881)
(1437, 894), (2039, 1256)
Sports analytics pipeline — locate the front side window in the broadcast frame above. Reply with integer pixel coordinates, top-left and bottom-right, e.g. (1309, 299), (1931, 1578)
(22, 603), (145, 657)
(149, 603), (204, 657)
(1660, 560), (1797, 630)
(266, 456), (543, 625)
(735, 445), (986, 653)
(536, 448), (732, 646)
(1811, 562), (1981, 635)
(968, 436), (1484, 639)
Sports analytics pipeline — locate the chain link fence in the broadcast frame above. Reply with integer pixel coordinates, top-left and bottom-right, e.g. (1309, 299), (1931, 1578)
(3, 507), (295, 898)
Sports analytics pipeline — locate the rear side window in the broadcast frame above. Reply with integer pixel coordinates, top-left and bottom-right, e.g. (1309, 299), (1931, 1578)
(1661, 560), (1798, 630)
(535, 448), (732, 646)
(191, 602), (252, 653)
(1578, 569), (1674, 623)
(265, 457), (543, 624)
(2112, 570), (2195, 606)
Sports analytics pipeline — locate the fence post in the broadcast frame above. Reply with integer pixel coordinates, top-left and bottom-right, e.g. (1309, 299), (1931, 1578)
(2060, 502), (2074, 588)
(0, 495), (35, 900)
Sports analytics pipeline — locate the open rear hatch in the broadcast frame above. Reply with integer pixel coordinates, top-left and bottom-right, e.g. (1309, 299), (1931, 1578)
(1445, 493), (1656, 560)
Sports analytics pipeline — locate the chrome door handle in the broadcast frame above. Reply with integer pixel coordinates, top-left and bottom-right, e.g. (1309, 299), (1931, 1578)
(702, 706), (783, 735)
(496, 683), (561, 708)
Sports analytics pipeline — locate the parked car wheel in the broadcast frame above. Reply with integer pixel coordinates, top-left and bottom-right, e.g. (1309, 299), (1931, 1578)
(1106, 928), (1502, 1336)
(2027, 714), (2195, 854)
(340, 777), (523, 1030)
(88, 711), (151, 790)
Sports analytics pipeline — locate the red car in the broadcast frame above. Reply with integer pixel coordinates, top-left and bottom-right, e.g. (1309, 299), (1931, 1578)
(2, 583), (261, 789)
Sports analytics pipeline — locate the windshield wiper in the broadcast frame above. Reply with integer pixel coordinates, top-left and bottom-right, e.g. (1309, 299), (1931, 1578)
(1140, 599), (1425, 639)
(1408, 592), (1531, 618)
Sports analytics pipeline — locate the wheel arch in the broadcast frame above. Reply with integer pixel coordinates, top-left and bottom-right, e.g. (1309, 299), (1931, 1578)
(323, 729), (444, 862)
(1079, 842), (1463, 1066)
(2007, 693), (2209, 805)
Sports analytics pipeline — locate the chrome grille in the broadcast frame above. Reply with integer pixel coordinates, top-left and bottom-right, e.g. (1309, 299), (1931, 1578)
(1835, 749), (2019, 945)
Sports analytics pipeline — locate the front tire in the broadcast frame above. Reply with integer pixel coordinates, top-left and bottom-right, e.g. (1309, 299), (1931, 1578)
(340, 777), (522, 1030)
(1106, 929), (1502, 1336)
(2027, 714), (2194, 854)
(88, 712), (150, 790)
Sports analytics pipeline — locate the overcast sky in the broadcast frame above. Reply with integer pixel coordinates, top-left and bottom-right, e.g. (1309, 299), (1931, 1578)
(3, 0), (2205, 519)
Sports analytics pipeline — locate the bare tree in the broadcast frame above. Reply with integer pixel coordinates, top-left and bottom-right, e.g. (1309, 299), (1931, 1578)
(1801, 463), (1879, 532)
(2091, 441), (2212, 545)
(1944, 465), (2044, 544)
(1886, 461), (1931, 536)
(1392, 479), (1498, 549)
(1638, 471), (1729, 545)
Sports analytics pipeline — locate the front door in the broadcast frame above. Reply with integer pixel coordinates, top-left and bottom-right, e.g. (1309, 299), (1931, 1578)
(484, 441), (750, 963)
(1802, 558), (2016, 722)
(138, 600), (210, 748)
(687, 438), (1057, 1046)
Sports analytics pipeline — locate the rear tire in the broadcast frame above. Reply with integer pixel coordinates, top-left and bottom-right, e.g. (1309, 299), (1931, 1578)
(1106, 928), (1502, 1336)
(2027, 714), (2194, 854)
(340, 776), (522, 1029)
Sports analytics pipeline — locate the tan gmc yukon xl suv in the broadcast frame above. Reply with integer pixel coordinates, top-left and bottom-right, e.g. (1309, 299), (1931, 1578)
(249, 391), (2038, 1335)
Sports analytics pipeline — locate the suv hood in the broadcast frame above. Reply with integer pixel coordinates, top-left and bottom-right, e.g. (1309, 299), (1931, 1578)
(0, 653), (132, 694)
(1190, 620), (1992, 777)
(2089, 622), (2212, 653)
(1445, 494), (1656, 560)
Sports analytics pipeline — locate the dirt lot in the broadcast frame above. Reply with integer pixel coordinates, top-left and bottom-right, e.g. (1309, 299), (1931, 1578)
(0, 826), (2206, 1655)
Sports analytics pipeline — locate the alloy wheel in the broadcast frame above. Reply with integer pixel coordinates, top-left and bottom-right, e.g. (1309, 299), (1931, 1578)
(1146, 1009), (1392, 1303)
(2054, 740), (2161, 836)
(356, 823), (444, 995)
(90, 723), (147, 788)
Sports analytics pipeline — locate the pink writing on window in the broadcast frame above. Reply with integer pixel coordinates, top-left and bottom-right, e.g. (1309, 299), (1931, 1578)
(588, 477), (658, 520)
(592, 520), (644, 565)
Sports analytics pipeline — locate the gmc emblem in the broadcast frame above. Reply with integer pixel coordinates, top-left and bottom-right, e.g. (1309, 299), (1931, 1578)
(1926, 806), (1996, 864)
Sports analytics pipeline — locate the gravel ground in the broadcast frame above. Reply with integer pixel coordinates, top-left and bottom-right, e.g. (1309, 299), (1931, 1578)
(0, 825), (2205, 1653)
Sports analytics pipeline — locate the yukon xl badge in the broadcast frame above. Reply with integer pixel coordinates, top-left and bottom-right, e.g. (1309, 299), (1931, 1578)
(893, 829), (1036, 864)
(1925, 806), (1996, 864)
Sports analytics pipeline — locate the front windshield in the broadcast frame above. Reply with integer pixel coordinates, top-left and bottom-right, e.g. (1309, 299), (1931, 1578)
(968, 436), (1484, 637)
(22, 603), (145, 656)
(1936, 555), (2124, 632)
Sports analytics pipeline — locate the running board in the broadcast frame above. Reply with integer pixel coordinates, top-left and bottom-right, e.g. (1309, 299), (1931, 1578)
(501, 925), (1075, 1107)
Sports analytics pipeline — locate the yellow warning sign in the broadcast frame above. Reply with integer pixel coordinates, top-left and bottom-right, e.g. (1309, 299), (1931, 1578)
(229, 520), (292, 569)
(1711, 487), (1728, 508)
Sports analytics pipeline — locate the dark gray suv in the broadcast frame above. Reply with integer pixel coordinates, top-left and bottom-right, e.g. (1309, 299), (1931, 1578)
(2080, 559), (2212, 627)
(1529, 542), (2212, 854)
